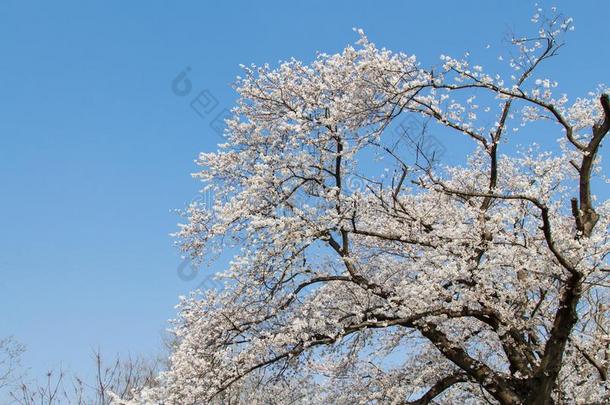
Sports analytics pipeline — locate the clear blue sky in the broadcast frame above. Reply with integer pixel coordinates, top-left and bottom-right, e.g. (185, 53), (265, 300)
(1, 0), (608, 382)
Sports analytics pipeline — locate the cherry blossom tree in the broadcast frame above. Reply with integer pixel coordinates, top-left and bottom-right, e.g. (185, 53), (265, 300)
(134, 8), (608, 404)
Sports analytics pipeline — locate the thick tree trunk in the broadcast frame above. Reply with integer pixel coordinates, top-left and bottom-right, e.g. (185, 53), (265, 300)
(524, 274), (582, 405)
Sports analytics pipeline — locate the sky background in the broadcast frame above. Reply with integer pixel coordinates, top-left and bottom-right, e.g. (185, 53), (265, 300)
(1, 0), (609, 388)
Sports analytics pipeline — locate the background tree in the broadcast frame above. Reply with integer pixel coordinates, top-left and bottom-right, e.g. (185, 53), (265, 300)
(131, 8), (609, 405)
(7, 350), (161, 405)
(0, 337), (25, 394)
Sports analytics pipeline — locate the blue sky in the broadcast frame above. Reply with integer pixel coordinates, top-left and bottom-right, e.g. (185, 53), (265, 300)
(1, 0), (609, 383)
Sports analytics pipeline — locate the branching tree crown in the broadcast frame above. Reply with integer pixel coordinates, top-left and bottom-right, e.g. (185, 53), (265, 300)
(132, 8), (608, 405)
